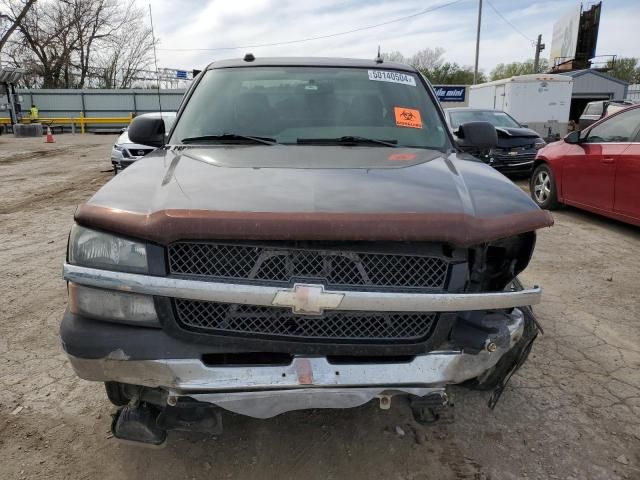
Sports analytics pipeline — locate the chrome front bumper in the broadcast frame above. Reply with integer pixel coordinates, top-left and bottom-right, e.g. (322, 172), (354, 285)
(63, 263), (537, 417)
(111, 149), (144, 170)
(63, 263), (542, 313)
(66, 309), (524, 418)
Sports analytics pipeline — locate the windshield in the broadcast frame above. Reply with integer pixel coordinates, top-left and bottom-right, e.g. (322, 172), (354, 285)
(449, 110), (520, 129)
(170, 67), (449, 150)
(605, 104), (630, 116)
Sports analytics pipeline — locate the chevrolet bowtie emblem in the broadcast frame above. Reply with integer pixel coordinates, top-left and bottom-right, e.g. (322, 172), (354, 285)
(271, 284), (344, 315)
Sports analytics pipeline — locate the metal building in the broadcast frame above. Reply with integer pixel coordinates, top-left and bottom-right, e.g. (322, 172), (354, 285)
(560, 69), (629, 122)
(626, 84), (640, 102)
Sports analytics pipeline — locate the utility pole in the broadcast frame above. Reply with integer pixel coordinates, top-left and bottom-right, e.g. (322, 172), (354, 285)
(533, 34), (545, 73)
(473, 0), (483, 85)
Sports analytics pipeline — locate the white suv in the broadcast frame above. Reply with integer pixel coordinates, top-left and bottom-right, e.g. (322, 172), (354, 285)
(111, 112), (176, 173)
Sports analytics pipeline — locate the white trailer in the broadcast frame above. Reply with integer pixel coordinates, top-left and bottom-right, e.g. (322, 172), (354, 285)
(469, 74), (573, 139)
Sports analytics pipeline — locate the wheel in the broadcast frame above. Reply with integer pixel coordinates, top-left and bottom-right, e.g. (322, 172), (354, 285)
(105, 381), (130, 406)
(530, 164), (559, 210)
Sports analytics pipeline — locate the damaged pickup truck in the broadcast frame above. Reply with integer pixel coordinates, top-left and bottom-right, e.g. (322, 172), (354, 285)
(61, 56), (553, 445)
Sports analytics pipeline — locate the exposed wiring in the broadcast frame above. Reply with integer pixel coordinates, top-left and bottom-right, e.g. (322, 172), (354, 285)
(158, 0), (467, 52)
(486, 0), (535, 46)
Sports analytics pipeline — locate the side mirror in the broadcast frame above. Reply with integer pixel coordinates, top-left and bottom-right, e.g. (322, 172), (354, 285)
(520, 123), (529, 128)
(456, 121), (498, 149)
(564, 130), (581, 144)
(127, 116), (166, 148)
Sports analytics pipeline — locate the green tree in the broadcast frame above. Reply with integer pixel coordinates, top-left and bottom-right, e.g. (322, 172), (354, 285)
(606, 57), (640, 84)
(490, 59), (550, 81)
(422, 62), (484, 85)
(380, 48), (483, 84)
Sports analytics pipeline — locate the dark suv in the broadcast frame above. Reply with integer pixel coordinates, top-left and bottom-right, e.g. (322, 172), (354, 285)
(445, 108), (546, 176)
(61, 56), (552, 445)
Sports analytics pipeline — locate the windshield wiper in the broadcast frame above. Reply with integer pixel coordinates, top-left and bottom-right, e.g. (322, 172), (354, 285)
(296, 136), (399, 147)
(180, 134), (277, 145)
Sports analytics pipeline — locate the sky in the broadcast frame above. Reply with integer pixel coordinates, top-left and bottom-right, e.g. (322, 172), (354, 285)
(150, 0), (640, 74)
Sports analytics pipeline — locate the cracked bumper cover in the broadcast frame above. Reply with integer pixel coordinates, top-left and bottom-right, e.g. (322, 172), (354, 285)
(64, 309), (525, 417)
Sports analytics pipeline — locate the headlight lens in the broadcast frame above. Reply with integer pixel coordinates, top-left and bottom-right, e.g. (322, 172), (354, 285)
(534, 139), (546, 150)
(69, 283), (159, 326)
(113, 145), (123, 151)
(68, 225), (148, 273)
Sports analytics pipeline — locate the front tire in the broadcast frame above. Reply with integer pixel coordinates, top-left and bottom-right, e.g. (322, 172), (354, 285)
(530, 164), (559, 210)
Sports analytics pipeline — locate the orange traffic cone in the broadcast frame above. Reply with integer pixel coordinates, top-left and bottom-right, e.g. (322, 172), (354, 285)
(45, 126), (55, 143)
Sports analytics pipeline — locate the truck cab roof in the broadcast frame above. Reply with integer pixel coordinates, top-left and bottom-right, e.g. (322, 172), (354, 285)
(205, 56), (418, 72)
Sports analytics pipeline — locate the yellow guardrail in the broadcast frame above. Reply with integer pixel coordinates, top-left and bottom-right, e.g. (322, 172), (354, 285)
(0, 112), (134, 134)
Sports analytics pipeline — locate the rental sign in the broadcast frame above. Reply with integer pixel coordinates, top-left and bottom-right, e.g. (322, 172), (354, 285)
(434, 86), (466, 103)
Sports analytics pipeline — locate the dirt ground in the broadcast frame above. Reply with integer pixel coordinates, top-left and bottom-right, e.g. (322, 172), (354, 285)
(0, 134), (638, 480)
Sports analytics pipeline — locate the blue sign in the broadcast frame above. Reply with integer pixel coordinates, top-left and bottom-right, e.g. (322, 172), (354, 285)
(176, 70), (188, 79)
(434, 86), (466, 103)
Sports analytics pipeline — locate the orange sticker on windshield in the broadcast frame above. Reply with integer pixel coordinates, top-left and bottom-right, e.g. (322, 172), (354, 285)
(394, 107), (422, 129)
(388, 152), (416, 161)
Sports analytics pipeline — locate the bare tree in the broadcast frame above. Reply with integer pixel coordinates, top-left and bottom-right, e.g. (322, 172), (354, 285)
(379, 47), (484, 85)
(14, 1), (79, 87)
(0, 0), (35, 53)
(4, 0), (155, 88)
(69, 0), (136, 87)
(409, 47), (445, 71)
(380, 51), (406, 64)
(381, 48), (446, 70)
(95, 19), (154, 88)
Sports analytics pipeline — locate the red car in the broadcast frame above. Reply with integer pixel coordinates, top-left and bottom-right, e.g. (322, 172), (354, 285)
(530, 104), (640, 226)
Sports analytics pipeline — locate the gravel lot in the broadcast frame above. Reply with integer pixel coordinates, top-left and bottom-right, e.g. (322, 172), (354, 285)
(1, 134), (638, 480)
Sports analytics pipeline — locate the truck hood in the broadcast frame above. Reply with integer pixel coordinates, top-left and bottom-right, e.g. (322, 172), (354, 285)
(115, 130), (130, 145)
(495, 127), (540, 138)
(77, 145), (553, 246)
(495, 127), (541, 149)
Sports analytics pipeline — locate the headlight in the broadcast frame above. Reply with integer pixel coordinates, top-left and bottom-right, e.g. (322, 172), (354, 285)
(534, 139), (546, 150)
(113, 145), (131, 157)
(68, 225), (148, 273)
(69, 283), (159, 326)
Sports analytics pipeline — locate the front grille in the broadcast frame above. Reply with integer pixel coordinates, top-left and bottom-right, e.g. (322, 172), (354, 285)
(125, 147), (154, 158)
(168, 242), (449, 290)
(492, 152), (536, 164)
(174, 298), (437, 342)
